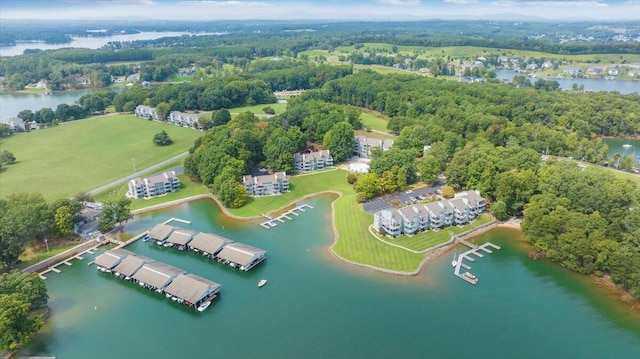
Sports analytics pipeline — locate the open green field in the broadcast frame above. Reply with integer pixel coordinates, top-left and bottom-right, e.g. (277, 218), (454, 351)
(360, 111), (391, 133)
(392, 213), (493, 252)
(229, 102), (288, 116)
(0, 114), (202, 200)
(166, 74), (193, 83)
(228, 169), (426, 272)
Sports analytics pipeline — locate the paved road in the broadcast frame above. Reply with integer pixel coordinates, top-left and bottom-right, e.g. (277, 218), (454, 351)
(88, 152), (189, 195)
(363, 180), (444, 214)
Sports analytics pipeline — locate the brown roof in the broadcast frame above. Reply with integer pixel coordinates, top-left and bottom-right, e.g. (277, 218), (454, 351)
(188, 232), (233, 255)
(131, 262), (185, 289)
(163, 273), (221, 304)
(113, 255), (154, 277)
(148, 223), (174, 241)
(94, 249), (135, 269)
(166, 229), (196, 246)
(216, 242), (266, 266)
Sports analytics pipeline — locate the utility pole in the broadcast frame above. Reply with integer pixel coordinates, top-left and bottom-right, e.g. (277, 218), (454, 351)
(44, 238), (49, 253)
(132, 157), (136, 173)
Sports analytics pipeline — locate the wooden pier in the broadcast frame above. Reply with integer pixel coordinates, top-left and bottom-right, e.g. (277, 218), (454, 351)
(164, 217), (192, 225)
(453, 242), (501, 285)
(259, 204), (314, 229)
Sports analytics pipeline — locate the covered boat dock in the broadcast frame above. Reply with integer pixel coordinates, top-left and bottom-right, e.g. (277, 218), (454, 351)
(132, 262), (185, 292)
(165, 229), (196, 250)
(148, 223), (174, 244)
(94, 249), (135, 272)
(216, 242), (266, 271)
(112, 254), (155, 280)
(187, 232), (233, 258)
(163, 273), (222, 309)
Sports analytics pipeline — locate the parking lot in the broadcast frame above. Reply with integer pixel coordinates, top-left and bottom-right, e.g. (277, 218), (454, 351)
(363, 180), (444, 214)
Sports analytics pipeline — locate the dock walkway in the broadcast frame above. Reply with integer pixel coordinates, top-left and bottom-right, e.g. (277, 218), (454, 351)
(453, 241), (501, 285)
(259, 204), (314, 229)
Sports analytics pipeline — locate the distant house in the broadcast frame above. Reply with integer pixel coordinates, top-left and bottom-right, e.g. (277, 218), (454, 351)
(28, 120), (40, 130)
(293, 150), (333, 172)
(134, 105), (160, 121)
(75, 77), (91, 86)
(128, 171), (181, 199)
(140, 81), (151, 87)
(586, 66), (603, 76)
(242, 172), (289, 196)
(608, 67), (620, 76)
(373, 190), (486, 237)
(126, 74), (140, 82)
(73, 206), (102, 237)
(497, 56), (509, 63)
(0, 117), (26, 132)
(541, 61), (553, 69)
(168, 111), (200, 129)
(354, 136), (394, 159)
(525, 63), (539, 71)
(178, 67), (196, 76)
(564, 68), (583, 76)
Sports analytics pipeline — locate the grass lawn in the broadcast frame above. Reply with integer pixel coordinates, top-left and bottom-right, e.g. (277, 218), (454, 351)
(229, 102), (288, 116)
(19, 87), (48, 93)
(228, 169), (425, 272)
(166, 74), (193, 83)
(392, 213), (493, 252)
(0, 114), (202, 200)
(360, 110), (392, 134)
(354, 130), (396, 140)
(15, 239), (83, 271)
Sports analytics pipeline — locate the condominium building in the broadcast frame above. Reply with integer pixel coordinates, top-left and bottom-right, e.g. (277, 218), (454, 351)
(134, 105), (160, 121)
(242, 172), (289, 196)
(354, 136), (394, 158)
(293, 150), (333, 172)
(373, 190), (486, 237)
(128, 171), (181, 199)
(168, 111), (200, 129)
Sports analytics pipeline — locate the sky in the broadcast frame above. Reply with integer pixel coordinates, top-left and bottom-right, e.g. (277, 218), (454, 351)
(1, 0), (639, 21)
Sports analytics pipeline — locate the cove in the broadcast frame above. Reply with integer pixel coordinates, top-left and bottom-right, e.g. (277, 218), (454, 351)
(22, 196), (640, 358)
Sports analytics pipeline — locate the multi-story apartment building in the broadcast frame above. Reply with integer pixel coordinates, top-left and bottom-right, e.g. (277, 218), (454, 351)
(293, 150), (334, 172)
(242, 172), (289, 196)
(128, 171), (181, 199)
(373, 191), (486, 237)
(134, 105), (160, 121)
(354, 136), (394, 158)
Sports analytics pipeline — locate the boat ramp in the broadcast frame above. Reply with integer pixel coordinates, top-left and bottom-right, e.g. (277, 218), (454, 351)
(453, 240), (501, 285)
(94, 249), (220, 312)
(260, 203), (314, 229)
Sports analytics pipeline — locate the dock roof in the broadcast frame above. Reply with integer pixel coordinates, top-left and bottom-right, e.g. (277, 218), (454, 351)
(164, 273), (221, 304)
(188, 232), (233, 255)
(113, 255), (154, 277)
(216, 242), (266, 266)
(94, 249), (135, 269)
(148, 223), (174, 241)
(132, 262), (185, 289)
(166, 229), (196, 246)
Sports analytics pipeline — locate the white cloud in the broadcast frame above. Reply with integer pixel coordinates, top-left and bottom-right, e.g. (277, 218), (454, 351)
(443, 0), (480, 4)
(491, 0), (608, 7)
(375, 0), (422, 5)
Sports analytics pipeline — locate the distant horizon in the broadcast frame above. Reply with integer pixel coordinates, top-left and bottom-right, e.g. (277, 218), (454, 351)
(1, 0), (640, 22)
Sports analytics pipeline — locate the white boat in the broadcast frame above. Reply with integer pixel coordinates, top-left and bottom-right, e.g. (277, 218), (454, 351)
(197, 301), (211, 312)
(451, 252), (457, 267)
(165, 293), (172, 299)
(623, 143), (633, 149)
(258, 279), (268, 287)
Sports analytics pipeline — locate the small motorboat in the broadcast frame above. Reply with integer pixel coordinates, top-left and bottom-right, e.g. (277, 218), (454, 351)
(197, 301), (211, 312)
(451, 252), (457, 268)
(258, 279), (268, 288)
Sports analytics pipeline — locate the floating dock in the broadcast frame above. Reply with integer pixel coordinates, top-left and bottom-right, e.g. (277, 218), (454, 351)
(259, 204), (314, 229)
(453, 242), (501, 285)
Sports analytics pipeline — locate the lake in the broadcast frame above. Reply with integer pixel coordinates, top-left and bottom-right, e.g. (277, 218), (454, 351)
(0, 32), (224, 57)
(605, 138), (640, 165)
(0, 89), (98, 119)
(21, 196), (640, 359)
(495, 69), (640, 94)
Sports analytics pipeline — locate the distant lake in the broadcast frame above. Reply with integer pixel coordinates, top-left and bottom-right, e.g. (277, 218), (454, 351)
(605, 138), (640, 165)
(0, 31), (224, 57)
(0, 88), (114, 119)
(495, 69), (640, 94)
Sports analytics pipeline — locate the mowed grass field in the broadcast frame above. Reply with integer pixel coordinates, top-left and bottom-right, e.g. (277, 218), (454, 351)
(0, 114), (202, 200)
(228, 169), (425, 272)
